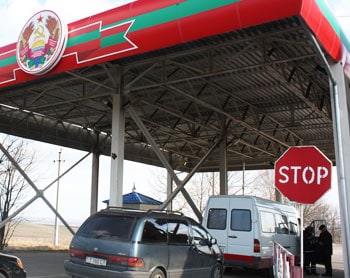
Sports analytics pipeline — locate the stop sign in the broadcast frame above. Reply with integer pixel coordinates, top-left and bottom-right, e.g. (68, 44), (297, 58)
(274, 146), (332, 204)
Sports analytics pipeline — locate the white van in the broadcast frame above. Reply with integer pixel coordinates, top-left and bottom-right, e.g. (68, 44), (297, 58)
(202, 195), (300, 272)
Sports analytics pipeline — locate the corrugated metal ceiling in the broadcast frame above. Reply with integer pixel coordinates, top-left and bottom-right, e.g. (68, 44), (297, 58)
(0, 16), (335, 172)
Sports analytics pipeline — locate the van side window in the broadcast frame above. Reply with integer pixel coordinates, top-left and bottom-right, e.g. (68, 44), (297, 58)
(260, 211), (275, 233)
(207, 209), (227, 230)
(289, 217), (299, 235)
(168, 220), (189, 245)
(142, 218), (167, 243)
(275, 213), (289, 234)
(230, 209), (251, 231)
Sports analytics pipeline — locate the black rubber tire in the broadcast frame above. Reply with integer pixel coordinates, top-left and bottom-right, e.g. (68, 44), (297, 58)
(210, 262), (223, 278)
(261, 267), (274, 278)
(150, 268), (165, 278)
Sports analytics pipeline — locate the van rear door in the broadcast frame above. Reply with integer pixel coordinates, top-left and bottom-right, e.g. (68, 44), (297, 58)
(204, 197), (229, 255)
(227, 197), (255, 266)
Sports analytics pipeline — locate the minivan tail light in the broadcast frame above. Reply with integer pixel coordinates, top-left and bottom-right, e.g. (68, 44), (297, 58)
(109, 255), (129, 265)
(106, 255), (144, 268)
(69, 248), (85, 258)
(127, 257), (145, 268)
(253, 238), (261, 253)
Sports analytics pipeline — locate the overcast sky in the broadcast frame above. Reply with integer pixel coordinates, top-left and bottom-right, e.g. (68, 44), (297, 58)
(0, 0), (347, 227)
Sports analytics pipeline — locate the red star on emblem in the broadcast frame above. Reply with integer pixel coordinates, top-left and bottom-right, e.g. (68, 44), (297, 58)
(37, 14), (43, 23)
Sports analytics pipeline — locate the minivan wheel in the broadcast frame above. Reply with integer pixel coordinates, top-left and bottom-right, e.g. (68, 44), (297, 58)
(210, 262), (223, 278)
(150, 268), (165, 278)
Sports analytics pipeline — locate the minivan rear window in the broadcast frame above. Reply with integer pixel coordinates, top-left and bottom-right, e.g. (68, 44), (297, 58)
(76, 214), (137, 241)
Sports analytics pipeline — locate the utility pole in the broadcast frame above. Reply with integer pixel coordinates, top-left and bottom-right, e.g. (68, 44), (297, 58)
(242, 162), (245, 195)
(54, 149), (64, 246)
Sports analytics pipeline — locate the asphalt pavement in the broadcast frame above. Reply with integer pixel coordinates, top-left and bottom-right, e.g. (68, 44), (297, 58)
(8, 244), (345, 278)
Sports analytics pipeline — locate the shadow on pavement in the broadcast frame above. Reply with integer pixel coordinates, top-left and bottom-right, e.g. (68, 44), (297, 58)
(223, 266), (345, 278)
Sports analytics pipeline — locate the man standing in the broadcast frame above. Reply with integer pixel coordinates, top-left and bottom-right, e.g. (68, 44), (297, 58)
(303, 226), (318, 275)
(318, 224), (333, 277)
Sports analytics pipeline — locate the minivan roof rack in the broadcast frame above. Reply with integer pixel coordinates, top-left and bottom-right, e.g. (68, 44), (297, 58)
(106, 206), (146, 213)
(103, 206), (184, 216)
(146, 209), (184, 216)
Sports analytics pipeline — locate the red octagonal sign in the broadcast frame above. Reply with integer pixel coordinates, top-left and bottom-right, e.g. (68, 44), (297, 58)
(274, 146), (332, 204)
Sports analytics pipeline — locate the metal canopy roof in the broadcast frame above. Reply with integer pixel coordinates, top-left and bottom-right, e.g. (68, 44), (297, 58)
(0, 15), (335, 172)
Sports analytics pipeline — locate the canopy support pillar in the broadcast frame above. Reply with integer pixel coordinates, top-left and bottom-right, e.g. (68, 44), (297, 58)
(90, 149), (100, 214)
(167, 153), (173, 211)
(109, 92), (125, 207)
(219, 133), (228, 195)
(329, 62), (350, 277)
(303, 26), (350, 275)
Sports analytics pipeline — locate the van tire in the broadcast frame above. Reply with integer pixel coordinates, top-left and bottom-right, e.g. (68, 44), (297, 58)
(210, 262), (223, 278)
(261, 267), (274, 278)
(150, 268), (165, 278)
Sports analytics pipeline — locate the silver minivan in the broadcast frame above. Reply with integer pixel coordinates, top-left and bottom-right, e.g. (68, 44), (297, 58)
(64, 208), (224, 278)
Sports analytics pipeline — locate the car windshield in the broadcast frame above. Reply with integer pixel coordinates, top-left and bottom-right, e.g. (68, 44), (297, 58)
(76, 214), (137, 241)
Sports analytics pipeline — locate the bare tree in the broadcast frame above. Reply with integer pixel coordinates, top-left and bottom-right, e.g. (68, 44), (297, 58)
(150, 169), (224, 220)
(184, 172), (217, 214)
(228, 169), (276, 199)
(0, 136), (34, 249)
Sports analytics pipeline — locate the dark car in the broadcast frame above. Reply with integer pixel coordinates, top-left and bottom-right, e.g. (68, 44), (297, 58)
(0, 253), (26, 278)
(65, 208), (223, 278)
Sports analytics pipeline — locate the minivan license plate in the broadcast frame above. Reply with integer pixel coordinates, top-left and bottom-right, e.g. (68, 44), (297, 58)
(86, 256), (107, 266)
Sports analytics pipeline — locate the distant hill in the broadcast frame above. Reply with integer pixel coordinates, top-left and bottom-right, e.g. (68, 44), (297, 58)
(7, 221), (77, 251)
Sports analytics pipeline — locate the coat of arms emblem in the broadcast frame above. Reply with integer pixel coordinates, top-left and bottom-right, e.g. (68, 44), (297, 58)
(16, 10), (67, 75)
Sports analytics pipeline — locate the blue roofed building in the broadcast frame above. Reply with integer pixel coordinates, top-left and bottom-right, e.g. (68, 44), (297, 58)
(103, 186), (162, 210)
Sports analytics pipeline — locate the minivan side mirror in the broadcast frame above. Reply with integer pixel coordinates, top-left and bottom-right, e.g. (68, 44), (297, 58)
(191, 238), (213, 247)
(210, 237), (217, 246)
(198, 239), (209, 246)
(201, 237), (217, 247)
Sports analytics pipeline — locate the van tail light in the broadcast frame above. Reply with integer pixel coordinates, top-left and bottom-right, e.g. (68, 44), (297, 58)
(253, 238), (261, 253)
(69, 248), (144, 268)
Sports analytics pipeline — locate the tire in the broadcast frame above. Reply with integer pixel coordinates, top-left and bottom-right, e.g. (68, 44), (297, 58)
(150, 268), (165, 278)
(261, 267), (274, 278)
(210, 262), (223, 278)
